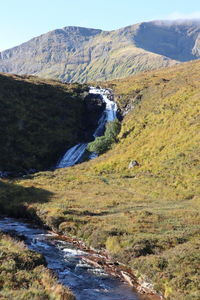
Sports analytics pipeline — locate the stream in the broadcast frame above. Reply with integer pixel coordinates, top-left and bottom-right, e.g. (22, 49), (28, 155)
(0, 218), (139, 300)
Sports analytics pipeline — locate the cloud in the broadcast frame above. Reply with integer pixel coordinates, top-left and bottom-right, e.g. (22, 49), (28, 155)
(164, 11), (200, 20)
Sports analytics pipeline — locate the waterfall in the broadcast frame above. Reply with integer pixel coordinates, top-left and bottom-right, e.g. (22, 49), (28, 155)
(56, 143), (88, 168)
(56, 87), (117, 169)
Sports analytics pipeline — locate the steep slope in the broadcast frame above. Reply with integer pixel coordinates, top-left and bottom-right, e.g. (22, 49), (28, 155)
(0, 27), (102, 81)
(134, 20), (200, 62)
(0, 73), (91, 173)
(0, 60), (199, 299)
(3, 20), (200, 82)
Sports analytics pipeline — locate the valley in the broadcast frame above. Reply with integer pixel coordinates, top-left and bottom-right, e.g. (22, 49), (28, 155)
(0, 59), (199, 300)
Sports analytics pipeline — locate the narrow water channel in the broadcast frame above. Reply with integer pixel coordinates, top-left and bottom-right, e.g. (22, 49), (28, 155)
(0, 218), (139, 300)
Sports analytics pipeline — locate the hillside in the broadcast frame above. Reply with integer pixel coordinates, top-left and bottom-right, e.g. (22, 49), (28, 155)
(1, 20), (200, 82)
(0, 60), (199, 299)
(0, 73), (91, 174)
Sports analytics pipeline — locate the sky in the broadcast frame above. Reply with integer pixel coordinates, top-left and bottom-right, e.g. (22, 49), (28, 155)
(1, 0), (200, 51)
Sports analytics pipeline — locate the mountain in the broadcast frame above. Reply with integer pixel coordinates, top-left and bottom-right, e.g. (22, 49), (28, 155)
(1, 59), (199, 300)
(1, 20), (200, 82)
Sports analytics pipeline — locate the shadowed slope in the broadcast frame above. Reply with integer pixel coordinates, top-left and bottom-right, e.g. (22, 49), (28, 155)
(134, 20), (200, 61)
(0, 73), (89, 173)
(0, 180), (53, 218)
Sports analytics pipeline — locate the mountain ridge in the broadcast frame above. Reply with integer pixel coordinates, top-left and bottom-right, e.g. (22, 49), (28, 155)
(0, 20), (200, 82)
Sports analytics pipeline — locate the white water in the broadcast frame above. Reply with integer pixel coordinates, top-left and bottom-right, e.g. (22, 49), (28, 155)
(90, 87), (118, 138)
(56, 143), (88, 168)
(56, 87), (118, 169)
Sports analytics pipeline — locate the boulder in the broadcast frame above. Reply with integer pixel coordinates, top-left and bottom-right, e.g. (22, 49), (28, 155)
(128, 160), (140, 169)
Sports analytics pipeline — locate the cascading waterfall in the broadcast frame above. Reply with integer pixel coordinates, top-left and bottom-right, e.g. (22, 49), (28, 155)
(56, 87), (118, 169)
(56, 143), (88, 168)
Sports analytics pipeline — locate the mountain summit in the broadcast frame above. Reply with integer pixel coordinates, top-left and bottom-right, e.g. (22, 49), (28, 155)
(0, 20), (200, 82)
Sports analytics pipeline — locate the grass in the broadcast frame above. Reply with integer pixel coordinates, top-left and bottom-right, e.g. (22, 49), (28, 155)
(0, 73), (88, 173)
(0, 60), (200, 299)
(0, 233), (75, 300)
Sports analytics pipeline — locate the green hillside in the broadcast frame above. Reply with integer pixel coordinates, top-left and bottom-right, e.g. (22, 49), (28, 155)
(0, 60), (200, 299)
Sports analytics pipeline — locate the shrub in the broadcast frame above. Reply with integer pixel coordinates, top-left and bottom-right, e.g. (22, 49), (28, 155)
(87, 136), (112, 154)
(87, 120), (121, 155)
(105, 119), (121, 142)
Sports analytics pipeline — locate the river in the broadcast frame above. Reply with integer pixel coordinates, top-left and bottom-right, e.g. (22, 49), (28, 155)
(0, 218), (139, 300)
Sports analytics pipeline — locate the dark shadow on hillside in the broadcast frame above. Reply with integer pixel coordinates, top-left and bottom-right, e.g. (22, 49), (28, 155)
(0, 73), (88, 173)
(0, 180), (52, 220)
(63, 209), (113, 217)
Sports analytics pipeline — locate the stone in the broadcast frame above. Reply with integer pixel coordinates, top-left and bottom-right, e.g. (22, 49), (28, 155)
(128, 160), (139, 169)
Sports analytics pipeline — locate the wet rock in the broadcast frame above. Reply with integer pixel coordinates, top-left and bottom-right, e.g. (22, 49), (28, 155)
(0, 171), (8, 178)
(121, 271), (134, 286)
(0, 171), (17, 178)
(84, 94), (106, 139)
(84, 94), (105, 113)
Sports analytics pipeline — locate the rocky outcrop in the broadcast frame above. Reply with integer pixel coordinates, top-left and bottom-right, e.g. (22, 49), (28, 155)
(84, 93), (106, 138)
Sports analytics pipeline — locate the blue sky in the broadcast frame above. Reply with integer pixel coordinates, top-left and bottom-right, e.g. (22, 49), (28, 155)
(1, 0), (200, 51)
